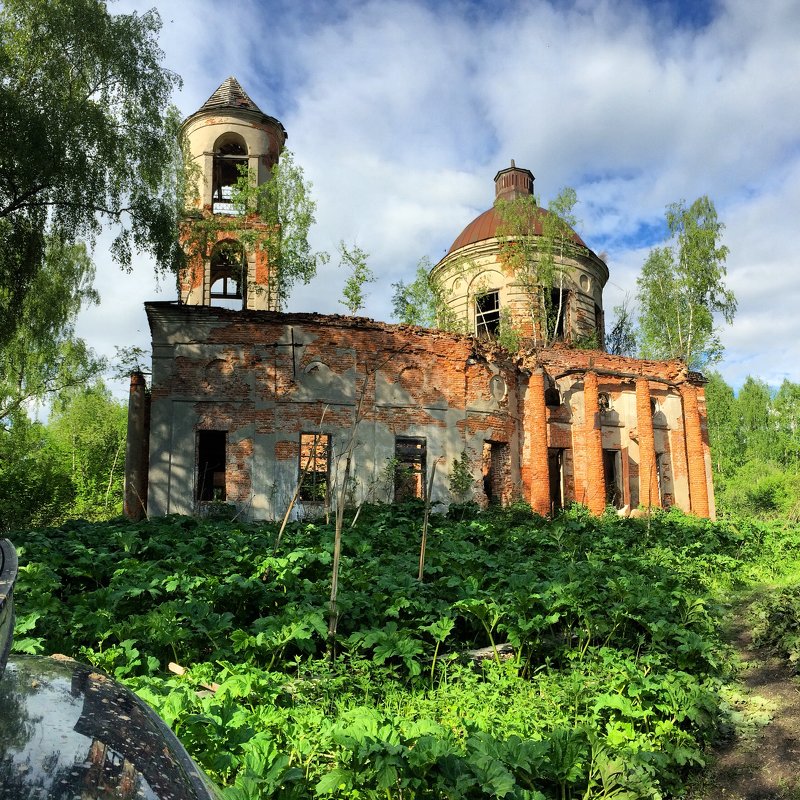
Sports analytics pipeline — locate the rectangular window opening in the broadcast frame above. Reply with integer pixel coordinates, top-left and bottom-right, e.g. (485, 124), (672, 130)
(197, 430), (226, 502)
(656, 452), (672, 508)
(548, 448), (565, 514)
(394, 437), (426, 502)
(483, 441), (510, 505)
(476, 291), (501, 339)
(549, 288), (568, 339)
(594, 303), (604, 344)
(299, 433), (331, 502)
(603, 449), (624, 509)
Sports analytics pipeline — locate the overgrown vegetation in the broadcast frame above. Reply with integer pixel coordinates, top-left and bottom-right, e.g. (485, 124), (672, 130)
(705, 373), (800, 519)
(181, 152), (328, 311)
(10, 504), (796, 799)
(0, 381), (126, 531)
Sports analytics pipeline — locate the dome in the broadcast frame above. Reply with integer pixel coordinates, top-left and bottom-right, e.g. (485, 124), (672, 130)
(447, 205), (588, 256)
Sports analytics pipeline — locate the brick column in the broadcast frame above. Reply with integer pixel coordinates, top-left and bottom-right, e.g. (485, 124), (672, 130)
(681, 383), (710, 518)
(696, 385), (716, 520)
(526, 370), (551, 515)
(583, 371), (606, 515)
(124, 371), (150, 520)
(635, 378), (661, 509)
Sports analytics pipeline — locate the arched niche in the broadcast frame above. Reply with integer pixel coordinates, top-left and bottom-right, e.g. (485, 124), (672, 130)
(212, 133), (248, 212)
(210, 240), (245, 307)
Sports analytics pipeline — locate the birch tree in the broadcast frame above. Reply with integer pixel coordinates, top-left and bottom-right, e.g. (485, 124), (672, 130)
(636, 196), (734, 369)
(495, 187), (579, 347)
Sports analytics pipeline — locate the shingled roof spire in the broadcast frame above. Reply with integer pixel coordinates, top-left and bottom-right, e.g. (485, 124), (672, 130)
(199, 76), (263, 114)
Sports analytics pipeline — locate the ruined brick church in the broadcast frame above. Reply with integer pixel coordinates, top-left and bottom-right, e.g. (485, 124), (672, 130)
(124, 78), (715, 521)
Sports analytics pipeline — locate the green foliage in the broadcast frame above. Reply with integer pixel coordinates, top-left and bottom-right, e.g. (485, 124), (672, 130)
(449, 451), (473, 502)
(495, 188), (579, 348)
(0, 0), (182, 347)
(0, 238), (104, 421)
(0, 416), (73, 532)
(636, 197), (734, 369)
(734, 377), (772, 463)
(773, 379), (800, 473)
(391, 258), (463, 331)
(704, 372), (740, 478)
(48, 381), (127, 520)
(705, 373), (800, 519)
(718, 460), (800, 520)
(10, 506), (780, 798)
(498, 307), (522, 353)
(605, 295), (638, 357)
(112, 346), (151, 381)
(338, 241), (374, 315)
(0, 380), (126, 530)
(182, 152), (328, 311)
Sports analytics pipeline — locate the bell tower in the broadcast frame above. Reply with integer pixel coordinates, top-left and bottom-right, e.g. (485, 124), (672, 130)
(179, 77), (287, 310)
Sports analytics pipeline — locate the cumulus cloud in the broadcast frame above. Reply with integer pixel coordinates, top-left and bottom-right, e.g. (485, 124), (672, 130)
(76, 0), (800, 397)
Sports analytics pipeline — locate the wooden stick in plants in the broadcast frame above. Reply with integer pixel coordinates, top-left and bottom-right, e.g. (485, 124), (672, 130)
(328, 373), (370, 653)
(418, 457), (441, 581)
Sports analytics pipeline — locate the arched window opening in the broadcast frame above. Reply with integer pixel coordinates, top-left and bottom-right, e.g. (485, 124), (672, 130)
(544, 384), (561, 407)
(212, 136), (248, 214)
(210, 241), (245, 308)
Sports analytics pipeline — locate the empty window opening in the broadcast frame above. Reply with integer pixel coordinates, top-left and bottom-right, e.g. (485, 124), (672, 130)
(652, 398), (668, 428)
(656, 452), (672, 508)
(544, 384), (561, 407)
(298, 433), (330, 502)
(594, 303), (604, 344)
(197, 430), (226, 502)
(476, 291), (501, 338)
(598, 392), (611, 412)
(548, 288), (568, 339)
(548, 448), (565, 514)
(482, 441), (510, 504)
(212, 137), (248, 214)
(394, 437), (426, 501)
(603, 449), (624, 509)
(210, 241), (244, 307)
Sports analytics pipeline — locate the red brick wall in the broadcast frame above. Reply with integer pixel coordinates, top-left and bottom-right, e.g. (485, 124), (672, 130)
(145, 304), (715, 520)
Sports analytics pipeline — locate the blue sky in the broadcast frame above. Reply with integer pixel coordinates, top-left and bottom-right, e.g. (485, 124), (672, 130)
(78, 0), (800, 394)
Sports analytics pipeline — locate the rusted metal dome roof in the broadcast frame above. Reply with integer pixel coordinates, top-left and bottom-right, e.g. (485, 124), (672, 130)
(446, 205), (587, 256)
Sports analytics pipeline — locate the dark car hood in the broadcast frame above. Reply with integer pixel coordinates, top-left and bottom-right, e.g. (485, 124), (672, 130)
(0, 654), (220, 800)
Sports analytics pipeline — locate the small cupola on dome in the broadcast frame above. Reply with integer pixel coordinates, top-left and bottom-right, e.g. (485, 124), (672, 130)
(494, 160), (535, 202)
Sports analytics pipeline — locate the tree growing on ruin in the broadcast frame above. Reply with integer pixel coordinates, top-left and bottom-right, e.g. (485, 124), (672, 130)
(495, 187), (579, 348)
(605, 294), (638, 357)
(338, 242), (374, 315)
(0, 0), (182, 348)
(391, 258), (461, 330)
(181, 151), (328, 310)
(636, 196), (734, 369)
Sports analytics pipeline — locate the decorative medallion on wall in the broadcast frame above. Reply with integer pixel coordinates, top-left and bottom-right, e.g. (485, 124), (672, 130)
(489, 375), (507, 401)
